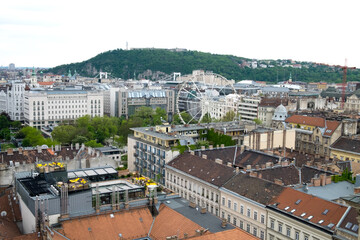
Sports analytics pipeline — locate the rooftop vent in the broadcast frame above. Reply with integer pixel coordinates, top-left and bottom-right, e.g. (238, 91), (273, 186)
(327, 223), (335, 228)
(110, 214), (114, 218)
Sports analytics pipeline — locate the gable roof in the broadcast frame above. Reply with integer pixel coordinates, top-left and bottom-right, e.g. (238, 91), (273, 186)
(323, 120), (341, 137)
(254, 165), (300, 186)
(167, 152), (236, 187)
(285, 115), (326, 128)
(234, 150), (280, 169)
(338, 207), (359, 235)
(331, 137), (360, 154)
(222, 173), (284, 205)
(270, 188), (348, 231)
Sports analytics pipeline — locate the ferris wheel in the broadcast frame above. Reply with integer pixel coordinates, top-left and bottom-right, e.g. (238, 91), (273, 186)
(176, 73), (236, 124)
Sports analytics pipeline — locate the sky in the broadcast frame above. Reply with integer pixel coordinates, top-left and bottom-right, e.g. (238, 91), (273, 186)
(1, 0), (360, 68)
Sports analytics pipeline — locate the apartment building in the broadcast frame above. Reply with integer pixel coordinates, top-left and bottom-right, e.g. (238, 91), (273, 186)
(286, 115), (342, 157)
(201, 94), (240, 120)
(24, 88), (103, 128)
(330, 137), (360, 162)
(220, 174), (284, 239)
(267, 188), (348, 240)
(165, 152), (236, 217)
(128, 123), (206, 184)
(238, 96), (260, 121)
(7, 80), (26, 121)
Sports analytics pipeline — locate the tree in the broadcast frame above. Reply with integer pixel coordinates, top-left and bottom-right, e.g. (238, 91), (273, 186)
(20, 126), (57, 147)
(85, 140), (103, 148)
(253, 118), (262, 125)
(201, 113), (212, 123)
(51, 125), (77, 144)
(172, 112), (196, 125)
(72, 135), (88, 144)
(221, 111), (236, 122)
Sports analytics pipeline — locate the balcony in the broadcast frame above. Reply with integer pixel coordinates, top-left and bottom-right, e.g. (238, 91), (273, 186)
(133, 153), (138, 157)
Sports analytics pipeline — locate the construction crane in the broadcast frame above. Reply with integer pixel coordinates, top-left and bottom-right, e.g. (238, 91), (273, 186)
(338, 59), (356, 109)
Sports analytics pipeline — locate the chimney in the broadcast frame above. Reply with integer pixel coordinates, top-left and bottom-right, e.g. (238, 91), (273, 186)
(183, 233), (188, 239)
(265, 162), (272, 168)
(195, 230), (201, 237)
(227, 162), (232, 167)
(75, 143), (79, 150)
(249, 171), (258, 177)
(202, 154), (207, 159)
(255, 165), (260, 170)
(216, 144), (219, 149)
(18, 147), (23, 155)
(55, 145), (59, 151)
(312, 177), (321, 187)
(215, 158), (223, 165)
(37, 146), (42, 153)
(274, 179), (284, 186)
(306, 161), (311, 166)
(190, 151), (195, 155)
(281, 160), (289, 167)
(220, 144), (225, 148)
(325, 175), (332, 185)
(201, 146), (205, 150)
(261, 164), (266, 169)
(7, 148), (13, 156)
(209, 145), (213, 150)
(246, 164), (251, 170)
(354, 187), (360, 194)
(240, 145), (245, 153)
(236, 167), (240, 173)
(258, 173), (262, 179)
(221, 219), (227, 228)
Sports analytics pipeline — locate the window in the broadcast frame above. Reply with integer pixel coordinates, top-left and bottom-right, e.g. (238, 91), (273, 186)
(233, 217), (237, 226)
(222, 197), (225, 206)
(221, 212), (225, 219)
(240, 205), (244, 214)
(247, 208), (251, 217)
(234, 202), (238, 211)
(240, 220), (243, 229)
(228, 200), (231, 208)
(295, 231), (299, 240)
(286, 226), (291, 237)
(253, 227), (257, 236)
(261, 214), (265, 224)
(227, 214), (230, 222)
(254, 211), (258, 221)
(260, 230), (264, 240)
(270, 219), (275, 229)
(246, 224), (250, 233)
(278, 222), (283, 233)
(304, 235), (309, 240)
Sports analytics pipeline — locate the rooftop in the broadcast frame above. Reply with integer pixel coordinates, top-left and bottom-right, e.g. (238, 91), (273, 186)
(286, 115), (326, 128)
(296, 181), (355, 201)
(270, 188), (348, 232)
(331, 137), (360, 154)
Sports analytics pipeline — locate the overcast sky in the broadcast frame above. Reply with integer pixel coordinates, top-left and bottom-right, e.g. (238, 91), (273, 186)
(1, 0), (360, 68)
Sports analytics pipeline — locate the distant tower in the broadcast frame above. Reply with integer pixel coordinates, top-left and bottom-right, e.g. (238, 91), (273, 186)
(30, 67), (37, 84)
(126, 41), (128, 50)
(288, 72), (292, 83)
(9, 63), (15, 71)
(68, 70), (72, 78)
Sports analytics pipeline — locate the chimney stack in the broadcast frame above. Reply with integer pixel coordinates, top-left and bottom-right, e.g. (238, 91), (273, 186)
(227, 162), (232, 167)
(202, 154), (207, 159)
(220, 144), (225, 148)
(201, 146), (205, 150)
(190, 151), (195, 155)
(274, 179), (284, 186)
(215, 158), (223, 165)
(7, 148), (13, 156)
(236, 167), (240, 173)
(18, 147), (23, 155)
(37, 146), (42, 153)
(209, 145), (213, 150)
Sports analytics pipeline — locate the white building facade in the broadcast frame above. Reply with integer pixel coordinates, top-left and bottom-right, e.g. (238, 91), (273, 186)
(24, 89), (103, 128)
(7, 80), (26, 121)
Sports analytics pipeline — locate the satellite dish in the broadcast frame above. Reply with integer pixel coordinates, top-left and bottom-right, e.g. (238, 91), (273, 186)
(1, 211), (7, 217)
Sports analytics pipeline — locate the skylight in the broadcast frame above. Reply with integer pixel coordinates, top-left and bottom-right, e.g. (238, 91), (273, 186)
(322, 209), (329, 215)
(327, 223), (335, 228)
(284, 206), (290, 210)
(291, 209), (296, 213)
(345, 222), (353, 229)
(295, 199), (302, 205)
(318, 220), (324, 224)
(307, 216), (313, 220)
(301, 213), (306, 217)
(352, 225), (359, 232)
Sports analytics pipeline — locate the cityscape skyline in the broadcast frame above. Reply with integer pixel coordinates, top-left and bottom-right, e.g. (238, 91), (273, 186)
(1, 0), (360, 68)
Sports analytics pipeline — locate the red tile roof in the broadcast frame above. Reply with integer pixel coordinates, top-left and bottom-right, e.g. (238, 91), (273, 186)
(271, 188), (348, 231)
(285, 115), (326, 128)
(38, 81), (55, 86)
(323, 120), (341, 136)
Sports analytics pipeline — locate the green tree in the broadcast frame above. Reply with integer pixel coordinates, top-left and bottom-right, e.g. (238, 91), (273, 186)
(51, 125), (77, 144)
(85, 140), (103, 148)
(172, 112), (196, 124)
(253, 118), (262, 125)
(221, 111), (236, 122)
(71, 135), (88, 144)
(200, 113), (212, 123)
(20, 126), (57, 147)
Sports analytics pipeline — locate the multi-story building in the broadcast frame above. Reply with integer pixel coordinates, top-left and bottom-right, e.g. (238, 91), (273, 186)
(330, 137), (360, 162)
(220, 173), (284, 240)
(286, 115), (342, 157)
(201, 94), (240, 120)
(165, 152), (236, 217)
(238, 96), (260, 121)
(0, 85), (7, 114)
(24, 88), (103, 128)
(117, 89), (175, 121)
(344, 91), (360, 113)
(128, 123), (207, 184)
(7, 80), (26, 121)
(258, 98), (288, 126)
(267, 188), (348, 240)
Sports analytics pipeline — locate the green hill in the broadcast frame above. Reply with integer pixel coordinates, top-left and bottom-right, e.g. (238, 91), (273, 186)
(47, 49), (360, 83)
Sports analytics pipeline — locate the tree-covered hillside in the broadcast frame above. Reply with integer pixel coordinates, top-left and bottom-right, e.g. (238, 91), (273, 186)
(47, 49), (360, 83)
